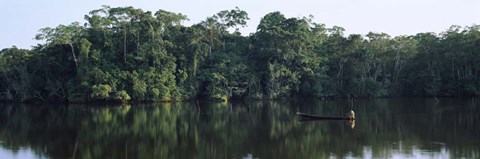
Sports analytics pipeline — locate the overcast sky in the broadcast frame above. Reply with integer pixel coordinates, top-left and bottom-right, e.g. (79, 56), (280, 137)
(1, 0), (480, 49)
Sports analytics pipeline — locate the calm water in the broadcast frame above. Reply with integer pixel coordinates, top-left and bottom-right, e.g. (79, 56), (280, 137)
(0, 98), (479, 159)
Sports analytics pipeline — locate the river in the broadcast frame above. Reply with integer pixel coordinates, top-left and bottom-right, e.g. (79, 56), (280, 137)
(0, 98), (479, 158)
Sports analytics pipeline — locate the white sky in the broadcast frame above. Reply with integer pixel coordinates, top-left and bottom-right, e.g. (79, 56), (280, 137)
(1, 0), (480, 49)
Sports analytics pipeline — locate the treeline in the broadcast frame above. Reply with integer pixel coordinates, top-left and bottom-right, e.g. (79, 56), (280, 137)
(1, 6), (480, 103)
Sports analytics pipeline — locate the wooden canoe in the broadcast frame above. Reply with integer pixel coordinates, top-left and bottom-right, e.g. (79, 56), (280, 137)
(296, 112), (354, 120)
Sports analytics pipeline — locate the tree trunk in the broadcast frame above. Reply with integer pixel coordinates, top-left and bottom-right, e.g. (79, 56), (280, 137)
(69, 43), (78, 69)
(209, 44), (212, 58)
(124, 29), (127, 63)
(336, 62), (344, 78)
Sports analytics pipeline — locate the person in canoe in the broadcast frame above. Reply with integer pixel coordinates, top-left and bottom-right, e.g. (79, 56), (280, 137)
(346, 119), (355, 129)
(346, 94), (355, 119)
(346, 110), (355, 119)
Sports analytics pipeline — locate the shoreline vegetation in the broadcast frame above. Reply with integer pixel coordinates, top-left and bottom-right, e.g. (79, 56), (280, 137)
(1, 6), (480, 103)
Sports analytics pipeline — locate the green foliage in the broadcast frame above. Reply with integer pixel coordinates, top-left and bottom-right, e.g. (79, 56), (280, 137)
(0, 47), (34, 101)
(91, 84), (112, 100)
(114, 90), (131, 102)
(1, 6), (480, 103)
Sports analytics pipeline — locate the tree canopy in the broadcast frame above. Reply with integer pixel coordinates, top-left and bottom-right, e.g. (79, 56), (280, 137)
(1, 6), (480, 103)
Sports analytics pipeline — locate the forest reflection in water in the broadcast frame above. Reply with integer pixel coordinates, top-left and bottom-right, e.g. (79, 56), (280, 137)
(0, 98), (479, 159)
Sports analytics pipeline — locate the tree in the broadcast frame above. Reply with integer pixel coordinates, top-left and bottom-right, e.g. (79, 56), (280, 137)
(4, 7), (480, 103)
(35, 22), (85, 69)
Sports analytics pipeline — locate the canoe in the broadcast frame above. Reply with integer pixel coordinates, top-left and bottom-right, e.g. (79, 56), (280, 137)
(296, 112), (354, 120)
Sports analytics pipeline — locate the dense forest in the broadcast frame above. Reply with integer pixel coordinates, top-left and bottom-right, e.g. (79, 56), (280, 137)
(1, 6), (480, 103)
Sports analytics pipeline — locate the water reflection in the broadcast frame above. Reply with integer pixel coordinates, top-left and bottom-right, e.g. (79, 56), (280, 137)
(0, 98), (479, 159)
(0, 147), (47, 159)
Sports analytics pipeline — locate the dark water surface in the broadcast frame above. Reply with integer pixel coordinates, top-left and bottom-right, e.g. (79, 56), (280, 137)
(0, 98), (479, 159)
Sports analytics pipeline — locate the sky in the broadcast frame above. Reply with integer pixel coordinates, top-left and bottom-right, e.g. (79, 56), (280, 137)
(1, 0), (480, 49)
